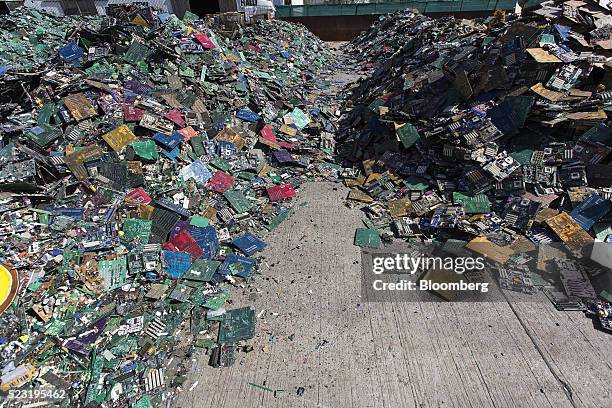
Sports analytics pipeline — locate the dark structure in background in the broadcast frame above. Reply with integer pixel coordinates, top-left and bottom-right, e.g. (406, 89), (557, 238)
(282, 14), (376, 41)
(281, 11), (498, 41)
(168, 0), (189, 17)
(219, 0), (240, 12)
(62, 0), (97, 15)
(189, 0), (220, 16)
(0, 0), (23, 14)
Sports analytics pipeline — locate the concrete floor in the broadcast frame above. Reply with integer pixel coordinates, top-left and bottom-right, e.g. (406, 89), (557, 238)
(175, 182), (612, 408)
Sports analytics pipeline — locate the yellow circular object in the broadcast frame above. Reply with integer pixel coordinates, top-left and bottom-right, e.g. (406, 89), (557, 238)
(0, 264), (18, 315)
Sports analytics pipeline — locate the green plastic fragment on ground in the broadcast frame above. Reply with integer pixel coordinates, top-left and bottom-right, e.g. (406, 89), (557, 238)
(37, 212), (49, 225)
(368, 98), (385, 112)
(209, 156), (230, 171)
(236, 171), (257, 181)
(190, 135), (206, 156)
(122, 218), (152, 243)
(131, 139), (159, 160)
(111, 336), (137, 356)
(186, 150), (198, 161)
(249, 382), (284, 395)
(264, 209), (292, 231)
(180, 66), (195, 78)
(255, 70), (273, 80)
(403, 176), (429, 191)
(50, 215), (74, 231)
(539, 33), (555, 45)
(201, 81), (219, 92)
(28, 281), (42, 292)
(73, 286), (94, 297)
(224, 189), (254, 213)
(62, 249), (81, 272)
(85, 353), (105, 404)
(184, 259), (220, 282)
(45, 320), (66, 336)
(354, 228), (382, 248)
(396, 123), (420, 149)
(202, 288), (230, 310)
(24, 124), (61, 147)
(182, 10), (199, 22)
(452, 192), (491, 214)
(99, 256), (127, 291)
(123, 40), (152, 65)
(290, 107), (310, 129)
(177, 90), (197, 107)
(190, 215), (209, 227)
(38, 103), (56, 125)
(86, 61), (116, 78)
(510, 148), (533, 165)
(218, 307), (256, 344)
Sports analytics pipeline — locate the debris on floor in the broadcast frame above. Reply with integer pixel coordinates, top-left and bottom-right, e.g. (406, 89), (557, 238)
(0, 4), (341, 406)
(248, 381), (284, 397)
(338, 1), (612, 319)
